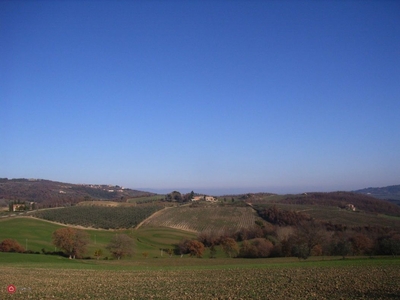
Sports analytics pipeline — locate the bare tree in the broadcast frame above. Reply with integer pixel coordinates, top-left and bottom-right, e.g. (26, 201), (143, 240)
(106, 234), (134, 260)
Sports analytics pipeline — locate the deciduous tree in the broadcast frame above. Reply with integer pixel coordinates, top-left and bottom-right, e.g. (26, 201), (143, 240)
(94, 249), (103, 260)
(209, 244), (217, 258)
(379, 233), (400, 257)
(197, 230), (220, 247)
(52, 227), (89, 259)
(350, 233), (374, 255)
(178, 239), (205, 258)
(331, 232), (352, 259)
(106, 234), (134, 259)
(221, 237), (239, 258)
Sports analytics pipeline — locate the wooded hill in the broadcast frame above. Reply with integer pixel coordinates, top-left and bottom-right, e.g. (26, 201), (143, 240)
(0, 178), (154, 208)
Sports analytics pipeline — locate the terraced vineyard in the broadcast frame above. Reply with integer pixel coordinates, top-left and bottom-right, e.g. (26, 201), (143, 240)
(140, 204), (261, 233)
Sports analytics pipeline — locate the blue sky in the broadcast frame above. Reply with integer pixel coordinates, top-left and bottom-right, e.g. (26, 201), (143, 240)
(1, 0), (399, 195)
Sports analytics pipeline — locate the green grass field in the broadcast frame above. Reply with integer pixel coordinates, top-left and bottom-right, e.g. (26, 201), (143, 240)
(0, 217), (196, 258)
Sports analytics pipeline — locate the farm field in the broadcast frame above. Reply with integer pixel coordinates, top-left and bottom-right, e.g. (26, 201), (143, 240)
(1, 254), (399, 299)
(2, 214), (400, 299)
(140, 204), (261, 233)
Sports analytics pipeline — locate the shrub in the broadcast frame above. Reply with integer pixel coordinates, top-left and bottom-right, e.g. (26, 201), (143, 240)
(0, 239), (25, 253)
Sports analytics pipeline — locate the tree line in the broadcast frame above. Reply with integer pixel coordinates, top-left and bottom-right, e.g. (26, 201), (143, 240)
(163, 191), (195, 203)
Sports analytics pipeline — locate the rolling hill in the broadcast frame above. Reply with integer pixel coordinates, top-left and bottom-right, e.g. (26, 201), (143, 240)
(2, 178), (400, 234)
(0, 178), (155, 208)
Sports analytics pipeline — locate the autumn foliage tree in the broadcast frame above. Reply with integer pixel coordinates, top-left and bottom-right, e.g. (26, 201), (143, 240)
(178, 239), (205, 258)
(0, 239), (25, 253)
(187, 240), (205, 257)
(52, 227), (89, 259)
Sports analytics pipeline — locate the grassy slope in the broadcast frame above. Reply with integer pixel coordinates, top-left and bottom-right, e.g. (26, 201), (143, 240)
(0, 217), (195, 259)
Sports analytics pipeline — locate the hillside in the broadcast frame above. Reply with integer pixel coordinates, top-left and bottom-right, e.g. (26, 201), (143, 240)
(139, 202), (260, 233)
(354, 184), (400, 204)
(242, 192), (400, 231)
(0, 178), (155, 208)
(245, 191), (400, 217)
(31, 204), (164, 229)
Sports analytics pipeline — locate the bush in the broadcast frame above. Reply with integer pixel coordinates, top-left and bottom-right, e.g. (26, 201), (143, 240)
(0, 239), (25, 253)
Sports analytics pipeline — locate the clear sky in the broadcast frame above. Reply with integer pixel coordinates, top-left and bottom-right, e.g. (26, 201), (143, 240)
(1, 0), (399, 195)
